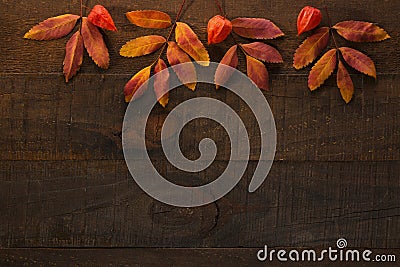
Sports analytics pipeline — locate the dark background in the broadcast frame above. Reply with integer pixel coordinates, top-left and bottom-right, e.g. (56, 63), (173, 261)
(0, 0), (399, 266)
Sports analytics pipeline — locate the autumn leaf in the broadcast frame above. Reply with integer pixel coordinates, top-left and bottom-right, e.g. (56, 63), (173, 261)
(339, 47), (376, 78)
(241, 42), (283, 63)
(126, 10), (172, 29)
(246, 55), (269, 91)
(81, 17), (110, 69)
(120, 35), (166, 58)
(167, 41), (197, 91)
(154, 59), (170, 108)
(293, 27), (330, 69)
(63, 31), (84, 82)
(88, 4), (117, 32)
(175, 22), (210, 66)
(215, 45), (239, 89)
(24, 14), (80, 40)
(231, 18), (284, 39)
(337, 60), (354, 103)
(124, 66), (151, 102)
(333, 21), (390, 42)
(297, 6), (322, 35)
(308, 48), (337, 91)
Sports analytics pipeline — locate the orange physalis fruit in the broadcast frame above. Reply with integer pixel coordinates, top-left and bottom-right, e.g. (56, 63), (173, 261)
(207, 15), (232, 44)
(297, 6), (322, 35)
(88, 5), (117, 32)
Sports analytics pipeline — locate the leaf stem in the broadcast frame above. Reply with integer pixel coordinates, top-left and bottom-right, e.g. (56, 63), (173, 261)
(151, 0), (187, 67)
(80, 0), (83, 18)
(214, 0), (225, 17)
(324, 6), (339, 49)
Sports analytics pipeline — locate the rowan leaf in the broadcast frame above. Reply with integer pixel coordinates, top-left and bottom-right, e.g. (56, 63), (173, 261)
(124, 66), (151, 103)
(88, 4), (117, 32)
(175, 22), (210, 66)
(246, 55), (269, 91)
(339, 47), (376, 78)
(154, 59), (170, 108)
(167, 41), (197, 91)
(337, 60), (354, 104)
(24, 14), (80, 40)
(120, 35), (166, 58)
(215, 45), (239, 89)
(126, 10), (172, 29)
(231, 18), (284, 39)
(293, 27), (330, 69)
(241, 42), (283, 63)
(333, 21), (390, 42)
(308, 48), (337, 91)
(63, 31), (84, 82)
(81, 17), (109, 69)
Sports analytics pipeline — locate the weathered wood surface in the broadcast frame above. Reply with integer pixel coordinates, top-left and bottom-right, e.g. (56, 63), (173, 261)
(0, 0), (399, 265)
(1, 248), (399, 266)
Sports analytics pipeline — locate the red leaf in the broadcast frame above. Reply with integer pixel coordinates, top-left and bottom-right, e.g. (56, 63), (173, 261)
(24, 14), (80, 40)
(339, 47), (376, 78)
(337, 60), (354, 104)
(207, 15), (232, 44)
(293, 27), (330, 69)
(308, 48), (337, 91)
(246, 55), (269, 91)
(215, 45), (239, 89)
(124, 66), (151, 102)
(333, 21), (390, 42)
(231, 18), (284, 39)
(63, 31), (84, 82)
(81, 17), (110, 69)
(241, 42), (283, 63)
(167, 41), (197, 91)
(126, 10), (172, 29)
(175, 22), (210, 66)
(297, 6), (322, 35)
(154, 59), (170, 108)
(88, 4), (117, 32)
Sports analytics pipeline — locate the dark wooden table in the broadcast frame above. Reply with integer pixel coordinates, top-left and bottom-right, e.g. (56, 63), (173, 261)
(1, 0), (399, 266)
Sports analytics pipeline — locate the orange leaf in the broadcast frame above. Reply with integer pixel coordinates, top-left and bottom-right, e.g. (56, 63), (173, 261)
(337, 60), (354, 104)
(215, 45), (239, 89)
(24, 14), (80, 40)
(231, 18), (284, 40)
(241, 42), (283, 63)
(124, 66), (151, 103)
(308, 48), (337, 91)
(167, 41), (197, 91)
(63, 31), (84, 82)
(126, 10), (172, 29)
(154, 59), (170, 108)
(339, 47), (376, 79)
(120, 35), (166, 58)
(246, 55), (269, 91)
(333, 21), (390, 42)
(293, 27), (330, 69)
(175, 22), (210, 66)
(81, 17), (109, 69)
(88, 4), (117, 32)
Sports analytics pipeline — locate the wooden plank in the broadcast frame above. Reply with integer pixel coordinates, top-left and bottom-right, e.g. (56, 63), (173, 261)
(1, 160), (399, 248)
(0, 248), (399, 266)
(0, 74), (398, 161)
(1, 0), (398, 75)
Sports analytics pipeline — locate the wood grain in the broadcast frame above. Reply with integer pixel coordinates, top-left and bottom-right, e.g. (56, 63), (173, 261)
(1, 248), (399, 266)
(0, 0), (399, 265)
